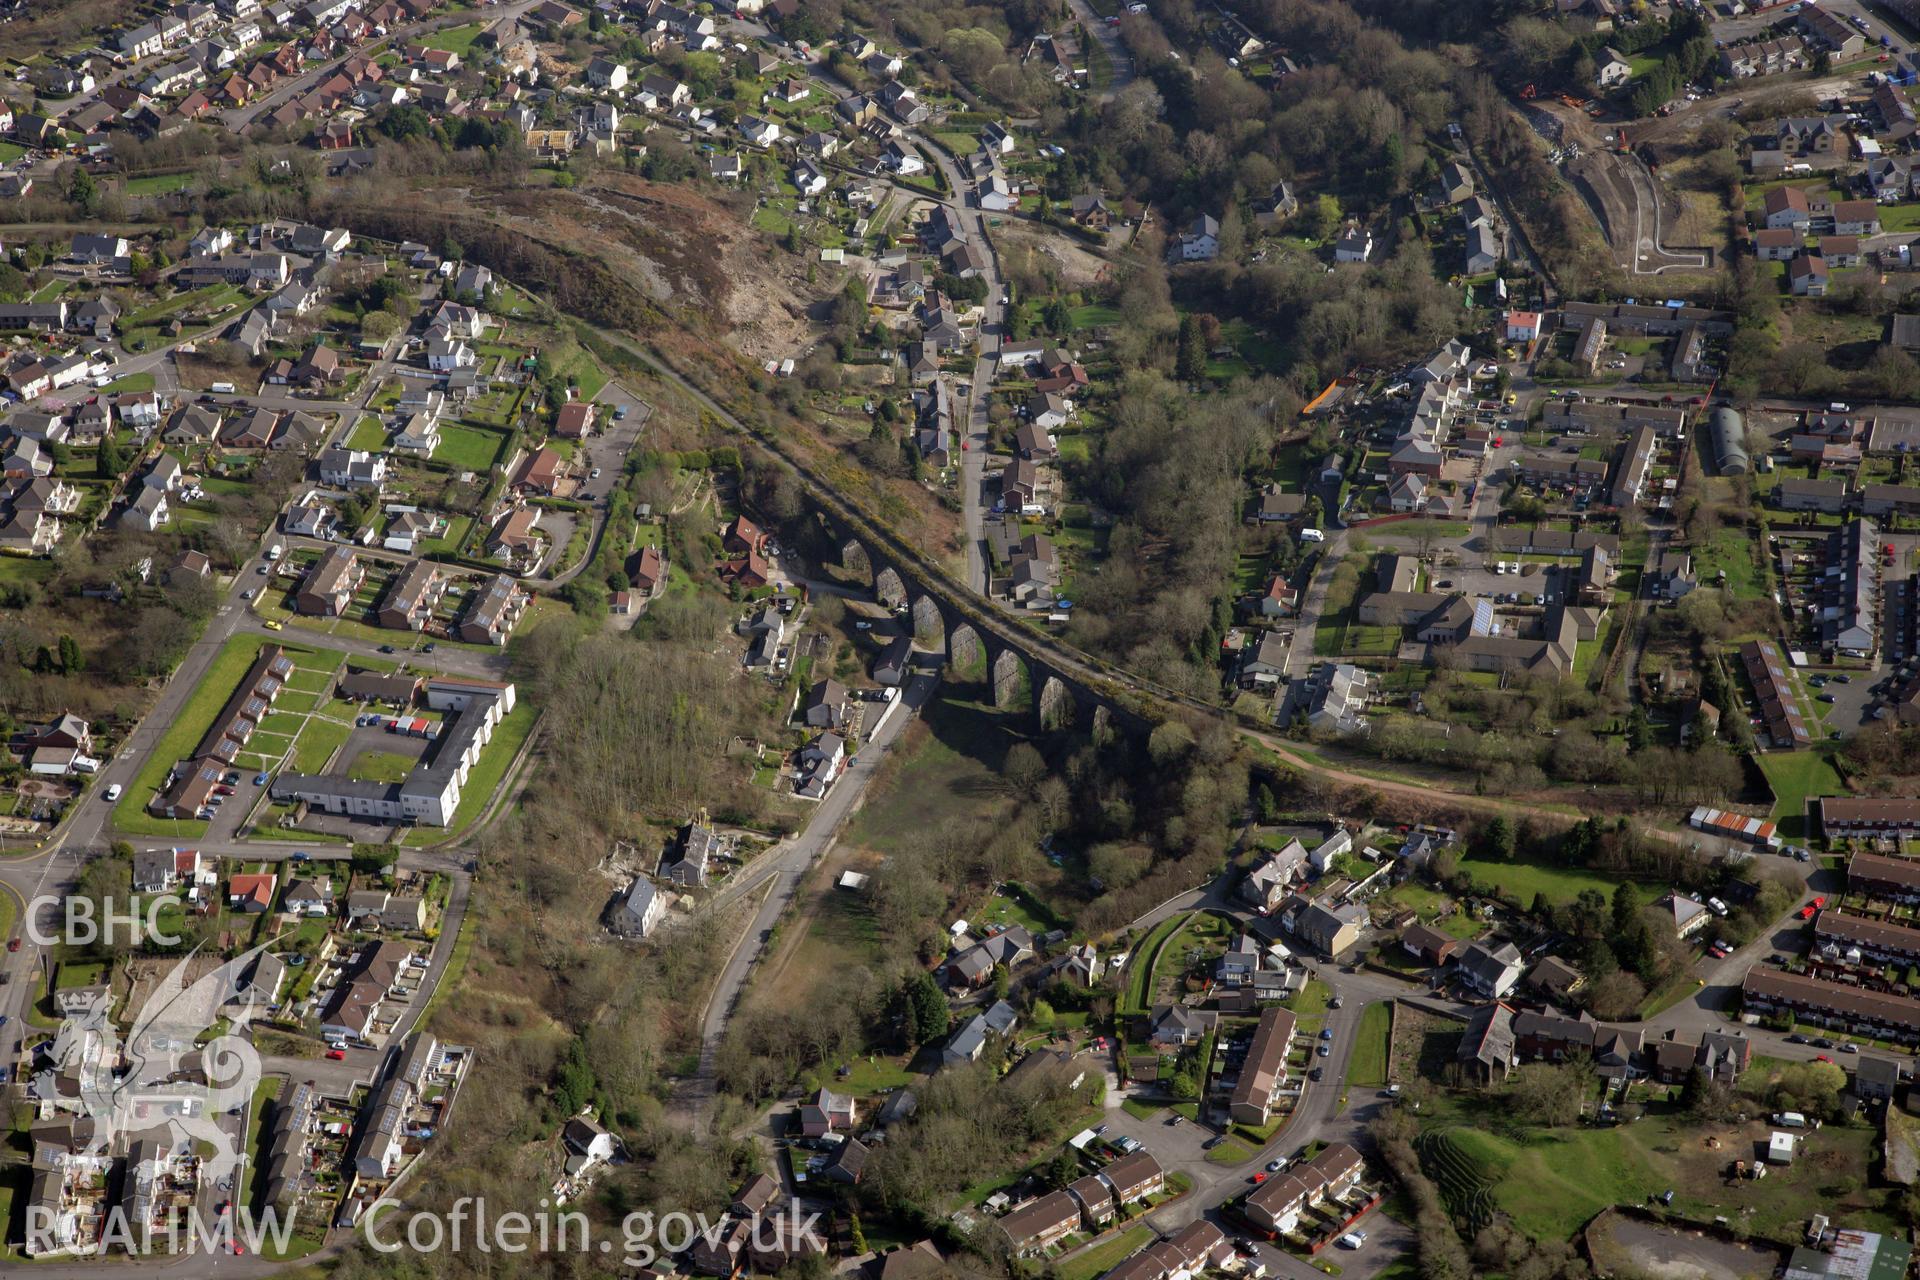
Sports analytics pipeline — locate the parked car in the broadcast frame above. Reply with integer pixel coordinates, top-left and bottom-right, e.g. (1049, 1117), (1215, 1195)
(325, 1049), (346, 1061)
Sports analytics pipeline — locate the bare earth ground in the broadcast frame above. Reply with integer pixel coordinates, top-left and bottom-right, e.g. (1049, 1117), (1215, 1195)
(994, 218), (1114, 291)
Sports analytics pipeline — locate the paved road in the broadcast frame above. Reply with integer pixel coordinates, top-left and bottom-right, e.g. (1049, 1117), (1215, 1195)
(911, 146), (1008, 597)
(674, 671), (938, 1125)
(1067, 0), (1137, 101)
(219, 0), (543, 132)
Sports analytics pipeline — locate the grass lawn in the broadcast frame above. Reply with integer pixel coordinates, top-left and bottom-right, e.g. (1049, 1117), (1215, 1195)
(1070, 304), (1122, 331)
(1455, 855), (1651, 909)
(1348, 1002), (1391, 1088)
(1204, 1136), (1256, 1165)
(1757, 750), (1845, 841)
(1056, 1225), (1155, 1280)
(0, 142), (26, 164)
(346, 416), (387, 452)
(112, 635), (344, 833)
(101, 372), (156, 394)
(432, 422), (510, 471)
(125, 172), (192, 195)
(420, 21), (485, 54)
(348, 750), (416, 783)
(291, 716), (353, 774)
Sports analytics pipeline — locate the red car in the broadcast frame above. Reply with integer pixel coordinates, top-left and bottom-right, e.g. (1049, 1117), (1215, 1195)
(1799, 904), (1817, 920)
(1812, 895), (1827, 909)
(1816, 1054), (1833, 1063)
(6, 939), (17, 953)
(326, 1049), (346, 1061)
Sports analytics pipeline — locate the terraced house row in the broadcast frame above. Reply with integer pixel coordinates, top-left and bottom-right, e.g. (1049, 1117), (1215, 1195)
(1815, 907), (1920, 967)
(996, 1150), (1166, 1253)
(151, 645), (295, 818)
(1743, 967), (1920, 1044)
(1240, 1142), (1366, 1236)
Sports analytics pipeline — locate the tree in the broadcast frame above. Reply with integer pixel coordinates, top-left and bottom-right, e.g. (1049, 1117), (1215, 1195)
(1679, 1065), (1709, 1113)
(361, 310), (401, 342)
(1483, 814), (1516, 861)
(991, 964), (1011, 1001)
(1509, 1060), (1587, 1126)
(1302, 193), (1343, 240)
(67, 166), (100, 216)
(1610, 882), (1638, 937)
(56, 634), (81, 674)
(1626, 706), (1652, 753)
(1175, 313), (1208, 383)
(1585, 968), (1645, 1019)
(898, 971), (949, 1046)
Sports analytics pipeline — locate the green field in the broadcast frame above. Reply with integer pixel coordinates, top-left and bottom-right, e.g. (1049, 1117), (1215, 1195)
(1427, 1107), (1892, 1245)
(1348, 1001), (1391, 1088)
(1757, 750), (1845, 841)
(101, 372), (156, 394)
(1455, 855), (1650, 908)
(111, 636), (346, 834)
(432, 422), (511, 471)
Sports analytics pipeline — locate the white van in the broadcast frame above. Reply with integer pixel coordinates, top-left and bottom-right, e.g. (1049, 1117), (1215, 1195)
(103, 783), (121, 802)
(1299, 528), (1326, 543)
(265, 543), (284, 562)
(1774, 1111), (1807, 1128)
(210, 381), (236, 394)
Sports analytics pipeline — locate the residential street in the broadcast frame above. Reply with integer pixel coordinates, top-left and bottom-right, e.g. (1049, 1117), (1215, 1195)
(673, 669), (940, 1126)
